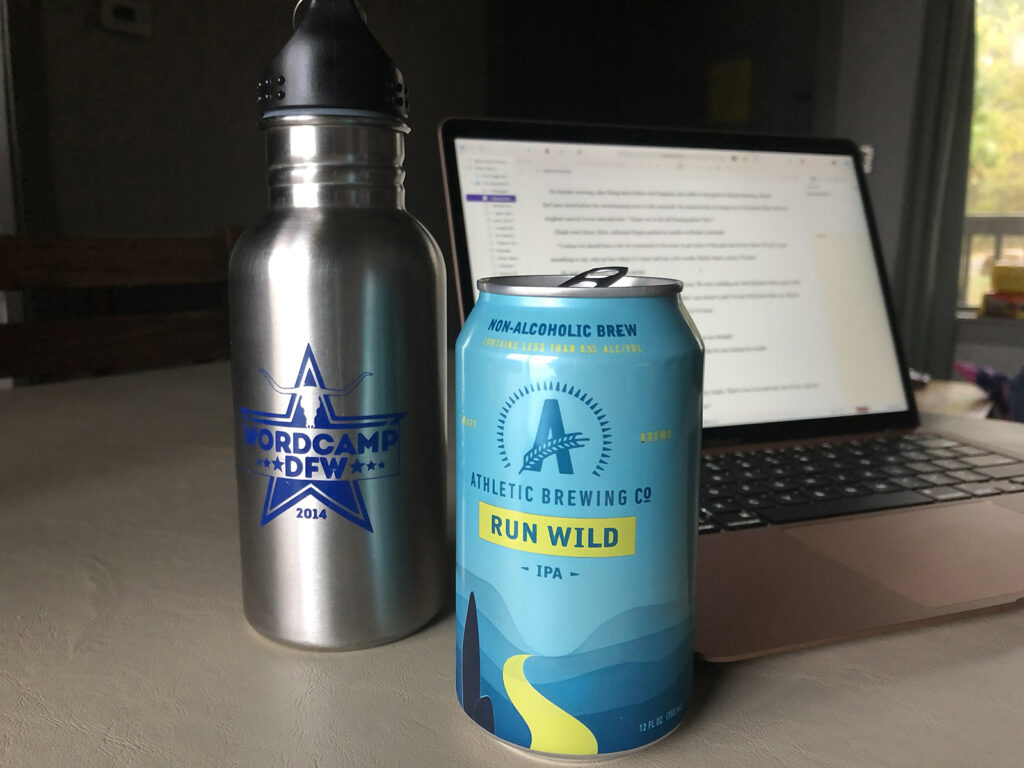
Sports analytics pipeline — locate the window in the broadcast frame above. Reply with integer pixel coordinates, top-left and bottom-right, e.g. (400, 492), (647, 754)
(961, 0), (1024, 308)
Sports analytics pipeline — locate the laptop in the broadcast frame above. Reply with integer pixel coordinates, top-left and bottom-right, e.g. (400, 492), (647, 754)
(439, 118), (1024, 661)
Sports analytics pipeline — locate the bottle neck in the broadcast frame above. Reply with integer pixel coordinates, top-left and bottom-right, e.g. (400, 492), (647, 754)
(264, 115), (408, 209)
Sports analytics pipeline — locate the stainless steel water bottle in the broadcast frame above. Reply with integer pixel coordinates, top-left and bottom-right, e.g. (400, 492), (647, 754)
(228, 0), (446, 649)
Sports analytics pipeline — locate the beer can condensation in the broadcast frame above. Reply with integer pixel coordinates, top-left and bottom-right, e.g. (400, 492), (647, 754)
(454, 268), (704, 757)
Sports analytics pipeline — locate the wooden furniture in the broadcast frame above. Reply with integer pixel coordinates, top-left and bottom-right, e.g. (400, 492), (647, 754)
(1, 362), (1023, 767)
(0, 231), (236, 380)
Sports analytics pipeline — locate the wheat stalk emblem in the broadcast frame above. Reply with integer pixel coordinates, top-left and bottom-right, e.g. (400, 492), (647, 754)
(519, 433), (590, 473)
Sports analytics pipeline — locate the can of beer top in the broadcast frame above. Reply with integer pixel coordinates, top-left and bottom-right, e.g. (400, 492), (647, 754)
(454, 267), (704, 757)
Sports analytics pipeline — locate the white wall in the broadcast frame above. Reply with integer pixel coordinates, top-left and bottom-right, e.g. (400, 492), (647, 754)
(0, 4), (15, 235)
(0, 4), (17, 389)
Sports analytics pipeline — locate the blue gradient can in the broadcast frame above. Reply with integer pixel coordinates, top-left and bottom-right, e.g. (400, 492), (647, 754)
(455, 268), (704, 757)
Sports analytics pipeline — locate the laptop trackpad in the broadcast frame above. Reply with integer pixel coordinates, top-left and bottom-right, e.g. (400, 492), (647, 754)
(785, 501), (1024, 607)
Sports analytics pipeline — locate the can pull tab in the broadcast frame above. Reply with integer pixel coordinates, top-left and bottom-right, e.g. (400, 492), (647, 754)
(559, 266), (629, 288)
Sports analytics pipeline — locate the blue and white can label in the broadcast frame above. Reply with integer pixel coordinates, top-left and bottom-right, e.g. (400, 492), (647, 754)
(455, 273), (704, 757)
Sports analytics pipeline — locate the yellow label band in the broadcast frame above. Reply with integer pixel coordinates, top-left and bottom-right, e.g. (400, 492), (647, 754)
(478, 501), (636, 558)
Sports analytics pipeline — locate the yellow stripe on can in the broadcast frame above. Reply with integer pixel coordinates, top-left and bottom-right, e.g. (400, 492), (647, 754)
(502, 654), (598, 755)
(478, 501), (635, 557)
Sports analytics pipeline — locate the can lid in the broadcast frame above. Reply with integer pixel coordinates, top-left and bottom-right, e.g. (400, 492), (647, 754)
(478, 266), (682, 298)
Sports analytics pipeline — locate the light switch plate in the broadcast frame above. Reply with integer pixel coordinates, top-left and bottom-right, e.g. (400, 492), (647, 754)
(859, 144), (875, 175)
(99, 0), (154, 37)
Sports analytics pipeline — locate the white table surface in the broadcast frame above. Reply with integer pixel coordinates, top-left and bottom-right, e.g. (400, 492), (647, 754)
(2, 362), (1023, 767)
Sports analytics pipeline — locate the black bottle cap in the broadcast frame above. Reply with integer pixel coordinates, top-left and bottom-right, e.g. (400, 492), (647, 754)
(256, 0), (408, 122)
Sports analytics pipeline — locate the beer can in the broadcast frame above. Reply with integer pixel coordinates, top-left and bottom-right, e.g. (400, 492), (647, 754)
(454, 267), (704, 757)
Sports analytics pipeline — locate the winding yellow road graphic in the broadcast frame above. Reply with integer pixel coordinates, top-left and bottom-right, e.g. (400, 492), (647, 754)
(502, 654), (598, 755)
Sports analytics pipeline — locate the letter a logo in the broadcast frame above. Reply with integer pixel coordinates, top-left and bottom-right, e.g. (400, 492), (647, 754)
(520, 399), (589, 475)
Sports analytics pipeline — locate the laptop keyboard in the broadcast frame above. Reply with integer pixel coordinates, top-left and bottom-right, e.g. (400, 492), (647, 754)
(699, 434), (1024, 534)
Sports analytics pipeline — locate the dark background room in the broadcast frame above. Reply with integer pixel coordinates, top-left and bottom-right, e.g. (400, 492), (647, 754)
(4, 0), (933, 350)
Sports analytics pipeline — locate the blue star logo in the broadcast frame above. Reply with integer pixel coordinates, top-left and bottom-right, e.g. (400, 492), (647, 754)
(239, 345), (404, 531)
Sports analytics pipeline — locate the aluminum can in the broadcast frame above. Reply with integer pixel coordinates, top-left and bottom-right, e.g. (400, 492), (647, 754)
(229, 116), (446, 650)
(454, 268), (704, 757)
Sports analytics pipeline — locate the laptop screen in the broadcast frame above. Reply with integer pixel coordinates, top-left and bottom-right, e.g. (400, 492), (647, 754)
(442, 123), (912, 434)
